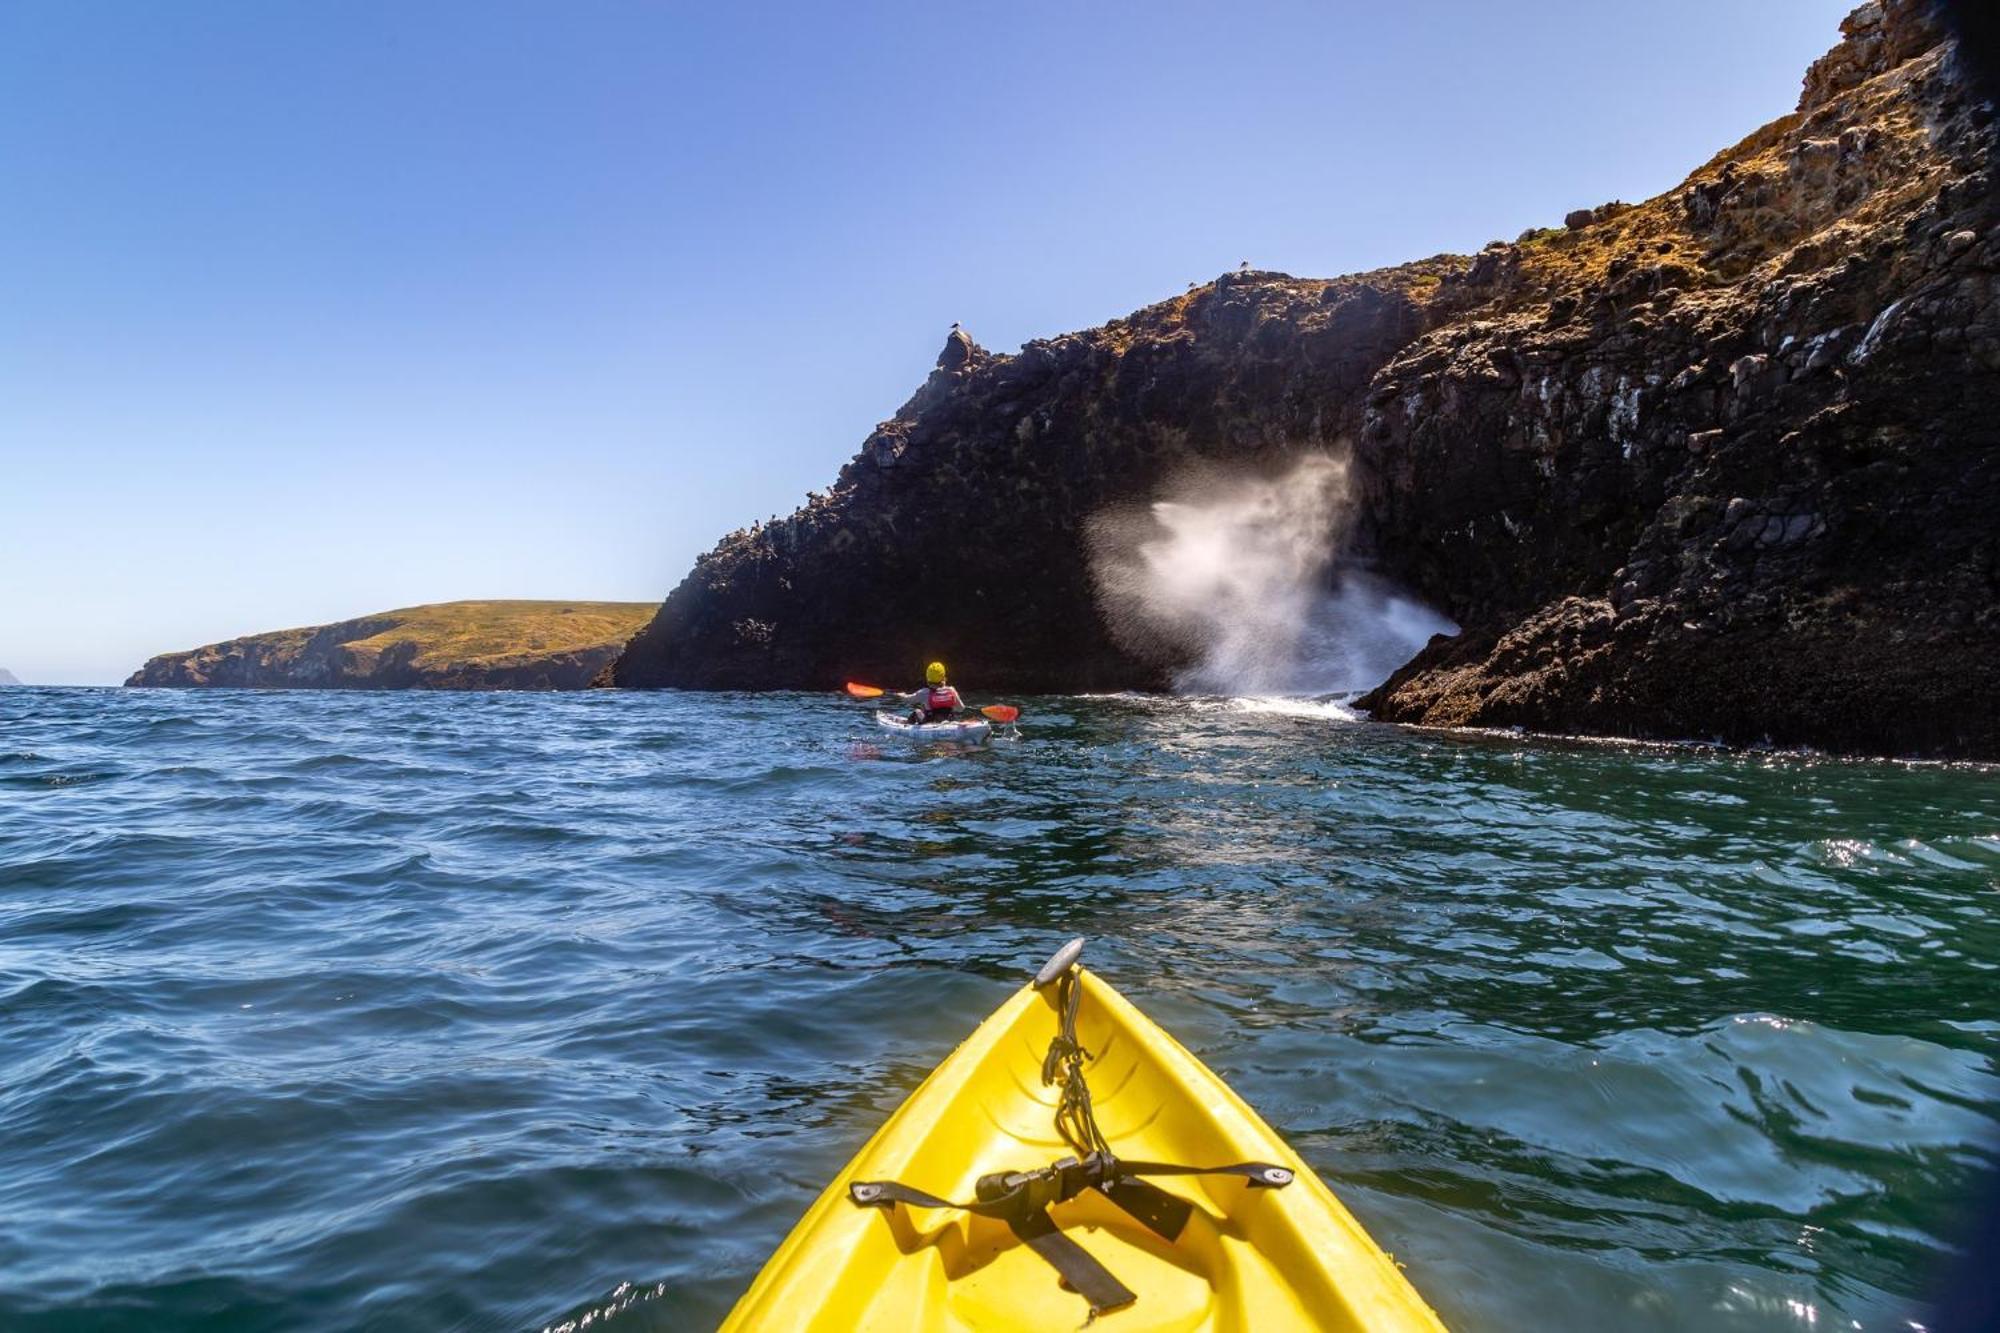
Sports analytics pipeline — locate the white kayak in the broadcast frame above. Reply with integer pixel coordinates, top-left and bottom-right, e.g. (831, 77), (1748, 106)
(875, 712), (993, 744)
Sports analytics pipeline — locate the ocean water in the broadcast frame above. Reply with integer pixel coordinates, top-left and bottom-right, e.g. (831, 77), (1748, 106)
(2, 686), (1997, 1332)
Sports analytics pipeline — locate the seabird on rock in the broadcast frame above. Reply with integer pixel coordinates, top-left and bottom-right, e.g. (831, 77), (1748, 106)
(938, 323), (976, 371)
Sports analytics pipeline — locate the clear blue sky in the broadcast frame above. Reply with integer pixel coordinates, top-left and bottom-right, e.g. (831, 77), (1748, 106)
(0, 0), (1851, 684)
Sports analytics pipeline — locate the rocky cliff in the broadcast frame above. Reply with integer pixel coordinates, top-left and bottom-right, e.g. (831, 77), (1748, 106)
(128, 601), (655, 691)
(615, 0), (2000, 759)
(0, 668), (21, 687)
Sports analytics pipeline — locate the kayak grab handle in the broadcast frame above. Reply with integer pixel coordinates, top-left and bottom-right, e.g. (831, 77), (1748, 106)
(1034, 937), (1085, 988)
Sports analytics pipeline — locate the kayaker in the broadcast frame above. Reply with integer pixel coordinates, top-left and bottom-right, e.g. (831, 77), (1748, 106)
(897, 662), (963, 725)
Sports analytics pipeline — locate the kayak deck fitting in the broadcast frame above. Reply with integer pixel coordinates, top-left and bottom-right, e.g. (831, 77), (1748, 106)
(720, 940), (1446, 1330)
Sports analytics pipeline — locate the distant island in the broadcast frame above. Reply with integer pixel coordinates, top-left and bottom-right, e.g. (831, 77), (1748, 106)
(0, 668), (21, 687)
(126, 601), (655, 691)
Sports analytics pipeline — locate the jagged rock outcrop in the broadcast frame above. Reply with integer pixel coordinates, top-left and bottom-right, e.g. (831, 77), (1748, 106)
(1357, 0), (1998, 757)
(128, 601), (655, 691)
(616, 0), (2000, 758)
(0, 668), (21, 687)
(614, 267), (1456, 694)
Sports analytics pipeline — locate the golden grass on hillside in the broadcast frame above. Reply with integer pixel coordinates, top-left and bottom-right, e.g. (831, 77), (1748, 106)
(335, 601), (656, 668)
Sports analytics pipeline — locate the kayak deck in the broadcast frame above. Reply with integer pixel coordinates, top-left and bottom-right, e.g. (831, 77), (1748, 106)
(721, 965), (1445, 1330)
(873, 712), (993, 744)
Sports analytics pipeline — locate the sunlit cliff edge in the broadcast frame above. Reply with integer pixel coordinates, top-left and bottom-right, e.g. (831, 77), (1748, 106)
(614, 0), (1998, 759)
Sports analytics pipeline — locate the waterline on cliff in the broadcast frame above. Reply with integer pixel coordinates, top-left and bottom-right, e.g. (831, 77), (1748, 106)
(1088, 453), (1455, 695)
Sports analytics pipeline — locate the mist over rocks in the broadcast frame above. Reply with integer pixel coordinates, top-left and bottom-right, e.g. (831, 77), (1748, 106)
(1088, 454), (1454, 696)
(615, 0), (2000, 759)
(611, 268), (1454, 696)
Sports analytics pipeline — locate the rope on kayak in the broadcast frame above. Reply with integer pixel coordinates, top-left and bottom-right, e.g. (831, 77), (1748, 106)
(847, 941), (1296, 1320)
(1044, 966), (1111, 1161)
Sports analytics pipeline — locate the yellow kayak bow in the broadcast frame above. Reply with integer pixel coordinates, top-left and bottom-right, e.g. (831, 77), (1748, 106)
(721, 940), (1447, 1330)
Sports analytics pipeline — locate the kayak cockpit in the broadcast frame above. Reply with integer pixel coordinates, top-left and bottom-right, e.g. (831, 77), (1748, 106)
(873, 712), (994, 745)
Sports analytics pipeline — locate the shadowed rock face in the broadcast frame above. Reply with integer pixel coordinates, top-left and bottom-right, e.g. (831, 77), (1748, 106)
(128, 601), (656, 691)
(614, 266), (1453, 695)
(617, 0), (2000, 759)
(1358, 0), (1999, 757)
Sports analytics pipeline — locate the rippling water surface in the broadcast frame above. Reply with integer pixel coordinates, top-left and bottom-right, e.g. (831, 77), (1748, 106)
(3, 686), (1997, 1331)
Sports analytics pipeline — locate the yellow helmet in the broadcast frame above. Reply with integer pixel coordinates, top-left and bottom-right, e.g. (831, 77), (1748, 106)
(926, 661), (947, 684)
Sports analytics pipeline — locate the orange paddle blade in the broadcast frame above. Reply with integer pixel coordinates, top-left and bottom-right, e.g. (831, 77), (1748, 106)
(981, 705), (1020, 723)
(845, 682), (885, 699)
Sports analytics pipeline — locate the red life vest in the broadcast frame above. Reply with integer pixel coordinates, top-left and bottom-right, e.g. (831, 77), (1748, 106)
(925, 685), (961, 713)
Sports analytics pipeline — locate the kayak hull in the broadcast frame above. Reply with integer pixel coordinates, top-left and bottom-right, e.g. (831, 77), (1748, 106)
(873, 712), (993, 744)
(719, 966), (1446, 1331)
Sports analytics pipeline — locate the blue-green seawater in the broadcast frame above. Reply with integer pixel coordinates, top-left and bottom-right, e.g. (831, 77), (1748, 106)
(2, 686), (1997, 1331)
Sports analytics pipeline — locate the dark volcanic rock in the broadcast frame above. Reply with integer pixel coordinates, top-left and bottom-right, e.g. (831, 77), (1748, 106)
(1357, 0), (2000, 757)
(617, 0), (2000, 758)
(614, 272), (1457, 694)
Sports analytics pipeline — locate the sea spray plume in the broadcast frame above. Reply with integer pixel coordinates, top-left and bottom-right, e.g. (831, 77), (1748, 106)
(1088, 454), (1348, 691)
(1087, 453), (1455, 695)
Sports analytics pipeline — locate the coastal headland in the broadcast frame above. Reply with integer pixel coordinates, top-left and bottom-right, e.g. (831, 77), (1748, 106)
(126, 600), (654, 691)
(612, 0), (1999, 759)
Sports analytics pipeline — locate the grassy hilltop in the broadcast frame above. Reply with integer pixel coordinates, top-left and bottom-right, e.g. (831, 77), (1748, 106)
(127, 600), (657, 691)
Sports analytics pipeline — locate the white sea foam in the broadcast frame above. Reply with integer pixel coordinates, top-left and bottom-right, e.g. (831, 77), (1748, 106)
(1226, 695), (1364, 721)
(1088, 453), (1455, 696)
